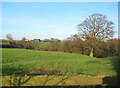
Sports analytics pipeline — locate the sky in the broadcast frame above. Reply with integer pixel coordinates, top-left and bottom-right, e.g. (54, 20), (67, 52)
(2, 2), (118, 40)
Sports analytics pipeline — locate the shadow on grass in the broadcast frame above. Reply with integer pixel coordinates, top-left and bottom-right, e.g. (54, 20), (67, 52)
(2, 66), (72, 87)
(2, 73), (72, 87)
(2, 66), (29, 76)
(102, 56), (120, 87)
(8, 74), (34, 87)
(2, 66), (66, 76)
(2, 56), (120, 87)
(28, 69), (66, 76)
(2, 85), (118, 88)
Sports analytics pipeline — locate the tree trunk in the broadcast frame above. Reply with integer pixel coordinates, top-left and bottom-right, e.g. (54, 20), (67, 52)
(90, 48), (93, 57)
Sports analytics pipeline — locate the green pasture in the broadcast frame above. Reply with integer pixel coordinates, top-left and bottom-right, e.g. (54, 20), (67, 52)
(38, 42), (50, 47)
(2, 48), (118, 76)
(0, 39), (50, 47)
(0, 40), (9, 44)
(0, 40), (19, 45)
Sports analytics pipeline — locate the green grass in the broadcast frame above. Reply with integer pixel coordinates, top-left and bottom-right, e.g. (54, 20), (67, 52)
(0, 40), (50, 47)
(38, 42), (50, 47)
(0, 40), (9, 44)
(2, 48), (119, 76)
(1, 75), (107, 86)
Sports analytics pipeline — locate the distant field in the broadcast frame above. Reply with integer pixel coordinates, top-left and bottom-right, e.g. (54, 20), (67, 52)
(0, 40), (18, 45)
(0, 40), (50, 47)
(38, 42), (50, 47)
(2, 48), (118, 76)
(0, 40), (9, 44)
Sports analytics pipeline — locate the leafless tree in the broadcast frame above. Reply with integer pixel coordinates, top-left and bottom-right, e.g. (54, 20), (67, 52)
(77, 13), (115, 57)
(6, 34), (13, 42)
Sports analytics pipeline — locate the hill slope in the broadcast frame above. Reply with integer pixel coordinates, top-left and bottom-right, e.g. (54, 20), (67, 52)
(2, 48), (118, 76)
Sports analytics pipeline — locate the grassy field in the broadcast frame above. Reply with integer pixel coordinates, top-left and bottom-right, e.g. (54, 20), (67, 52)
(38, 42), (50, 47)
(2, 48), (118, 76)
(0, 39), (50, 46)
(0, 40), (9, 44)
(1, 75), (106, 86)
(0, 39), (50, 48)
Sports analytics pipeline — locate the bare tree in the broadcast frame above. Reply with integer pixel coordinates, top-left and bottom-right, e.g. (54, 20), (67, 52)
(77, 13), (115, 57)
(6, 34), (13, 42)
(21, 37), (26, 41)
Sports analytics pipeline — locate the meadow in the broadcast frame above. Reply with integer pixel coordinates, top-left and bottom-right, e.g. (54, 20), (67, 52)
(2, 48), (119, 86)
(38, 42), (50, 47)
(0, 40), (9, 44)
(0, 39), (50, 46)
(2, 48), (118, 76)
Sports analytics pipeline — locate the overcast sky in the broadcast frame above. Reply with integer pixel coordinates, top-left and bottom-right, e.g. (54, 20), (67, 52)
(2, 2), (118, 40)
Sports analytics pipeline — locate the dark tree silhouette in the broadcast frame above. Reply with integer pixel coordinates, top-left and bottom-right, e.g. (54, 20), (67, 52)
(77, 13), (115, 57)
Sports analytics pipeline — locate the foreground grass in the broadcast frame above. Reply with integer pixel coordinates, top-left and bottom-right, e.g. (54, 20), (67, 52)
(2, 75), (105, 86)
(2, 48), (118, 76)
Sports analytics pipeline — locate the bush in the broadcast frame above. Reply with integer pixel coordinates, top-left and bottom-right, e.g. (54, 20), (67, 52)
(49, 42), (61, 51)
(60, 40), (72, 53)
(17, 40), (39, 50)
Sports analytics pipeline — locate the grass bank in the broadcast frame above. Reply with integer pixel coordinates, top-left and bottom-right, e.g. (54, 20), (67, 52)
(2, 48), (118, 76)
